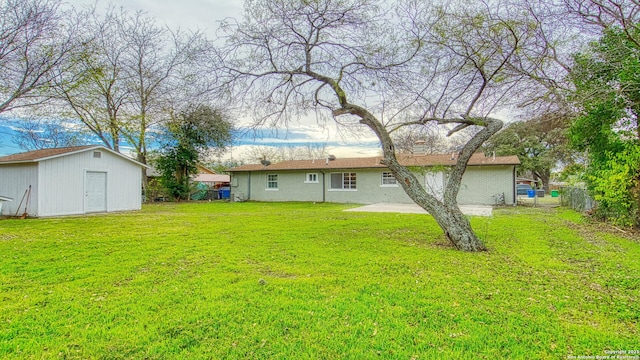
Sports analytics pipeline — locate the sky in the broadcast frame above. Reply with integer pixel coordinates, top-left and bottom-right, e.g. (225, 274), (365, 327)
(0, 0), (383, 160)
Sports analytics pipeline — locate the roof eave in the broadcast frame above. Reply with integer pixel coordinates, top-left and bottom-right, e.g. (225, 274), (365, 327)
(46, 146), (150, 168)
(0, 146), (150, 168)
(0, 159), (38, 165)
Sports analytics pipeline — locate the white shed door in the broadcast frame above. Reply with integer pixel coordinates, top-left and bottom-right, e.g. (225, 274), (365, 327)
(85, 171), (107, 213)
(425, 172), (444, 201)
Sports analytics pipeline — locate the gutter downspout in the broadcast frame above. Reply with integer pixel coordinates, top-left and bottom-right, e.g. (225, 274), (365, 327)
(512, 166), (516, 206)
(321, 172), (326, 203)
(248, 172), (251, 201)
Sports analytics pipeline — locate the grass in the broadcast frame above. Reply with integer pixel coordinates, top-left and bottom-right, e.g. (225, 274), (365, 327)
(0, 202), (638, 359)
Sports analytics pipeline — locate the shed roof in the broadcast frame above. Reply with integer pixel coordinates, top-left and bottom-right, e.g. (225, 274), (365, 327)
(228, 153), (520, 172)
(0, 145), (148, 168)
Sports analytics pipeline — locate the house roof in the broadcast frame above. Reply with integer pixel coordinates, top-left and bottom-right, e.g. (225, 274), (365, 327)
(228, 153), (520, 172)
(193, 174), (230, 183)
(0, 145), (148, 168)
(147, 163), (220, 178)
(196, 164), (217, 174)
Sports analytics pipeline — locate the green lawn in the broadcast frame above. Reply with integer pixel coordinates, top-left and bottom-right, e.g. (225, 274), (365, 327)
(0, 202), (638, 359)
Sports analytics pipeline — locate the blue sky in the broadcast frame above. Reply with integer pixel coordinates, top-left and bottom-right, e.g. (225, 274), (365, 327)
(0, 123), (22, 156)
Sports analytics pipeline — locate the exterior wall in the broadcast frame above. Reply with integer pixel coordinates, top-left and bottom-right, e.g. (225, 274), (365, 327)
(457, 165), (516, 205)
(232, 165), (517, 206)
(233, 171), (325, 202)
(37, 149), (142, 217)
(0, 163), (39, 216)
(324, 169), (413, 204)
(232, 169), (416, 204)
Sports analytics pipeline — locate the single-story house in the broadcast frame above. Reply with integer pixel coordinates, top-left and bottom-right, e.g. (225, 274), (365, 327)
(192, 173), (231, 187)
(146, 164), (230, 186)
(227, 153), (520, 206)
(0, 146), (147, 217)
(193, 165), (230, 186)
(516, 177), (538, 187)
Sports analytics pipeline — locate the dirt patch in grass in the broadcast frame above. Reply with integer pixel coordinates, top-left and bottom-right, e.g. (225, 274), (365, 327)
(564, 216), (640, 245)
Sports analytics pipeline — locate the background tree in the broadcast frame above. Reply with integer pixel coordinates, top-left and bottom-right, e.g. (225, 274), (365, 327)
(54, 6), (130, 152)
(302, 142), (328, 160)
(155, 105), (233, 200)
(483, 112), (574, 192)
(243, 142), (328, 162)
(0, 0), (80, 113)
(243, 145), (283, 163)
(53, 5), (213, 163)
(569, 25), (640, 227)
(10, 119), (84, 150)
(469, 0), (640, 228)
(217, 0), (548, 251)
(392, 125), (448, 155)
(118, 10), (212, 170)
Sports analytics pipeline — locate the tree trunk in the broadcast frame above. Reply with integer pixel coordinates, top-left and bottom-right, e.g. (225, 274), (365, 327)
(333, 104), (500, 252)
(429, 204), (486, 251)
(534, 170), (551, 193)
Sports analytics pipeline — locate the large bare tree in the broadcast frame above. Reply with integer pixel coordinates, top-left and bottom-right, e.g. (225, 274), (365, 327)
(118, 11), (213, 168)
(499, 0), (640, 115)
(53, 6), (213, 162)
(217, 0), (544, 251)
(53, 6), (130, 151)
(0, 0), (80, 113)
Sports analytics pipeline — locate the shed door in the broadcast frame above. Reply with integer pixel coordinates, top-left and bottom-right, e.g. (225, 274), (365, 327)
(85, 171), (107, 213)
(425, 172), (444, 201)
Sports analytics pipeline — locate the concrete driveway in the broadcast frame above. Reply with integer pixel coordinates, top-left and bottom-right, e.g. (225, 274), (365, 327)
(344, 203), (493, 217)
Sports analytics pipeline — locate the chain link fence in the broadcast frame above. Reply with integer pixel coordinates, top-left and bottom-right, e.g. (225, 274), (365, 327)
(560, 186), (596, 212)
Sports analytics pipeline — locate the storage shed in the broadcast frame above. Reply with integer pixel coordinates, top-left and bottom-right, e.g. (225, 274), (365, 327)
(0, 146), (147, 217)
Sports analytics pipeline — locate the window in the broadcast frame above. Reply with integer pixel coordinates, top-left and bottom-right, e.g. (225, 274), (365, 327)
(381, 172), (397, 186)
(267, 174), (278, 190)
(305, 173), (318, 183)
(93, 151), (101, 158)
(330, 172), (356, 190)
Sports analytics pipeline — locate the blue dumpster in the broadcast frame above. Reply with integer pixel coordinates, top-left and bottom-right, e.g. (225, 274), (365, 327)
(220, 187), (231, 199)
(527, 189), (536, 198)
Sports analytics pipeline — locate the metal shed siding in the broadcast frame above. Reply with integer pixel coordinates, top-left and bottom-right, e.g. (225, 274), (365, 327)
(457, 165), (515, 205)
(0, 163), (39, 216)
(38, 153), (85, 216)
(37, 149), (142, 216)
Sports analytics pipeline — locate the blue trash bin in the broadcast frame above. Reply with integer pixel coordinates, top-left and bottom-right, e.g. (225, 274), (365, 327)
(220, 187), (231, 199)
(527, 189), (536, 198)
